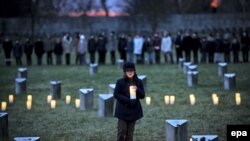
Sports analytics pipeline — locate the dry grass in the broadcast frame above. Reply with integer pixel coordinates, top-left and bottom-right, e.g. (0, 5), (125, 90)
(0, 53), (250, 141)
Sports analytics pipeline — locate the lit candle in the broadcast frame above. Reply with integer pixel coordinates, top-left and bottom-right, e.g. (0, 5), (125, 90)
(235, 93), (241, 106)
(189, 94), (195, 105)
(9, 95), (14, 103)
(1, 101), (7, 111)
(66, 95), (71, 104)
(51, 100), (56, 109)
(47, 95), (52, 104)
(164, 95), (170, 105)
(146, 96), (151, 105)
(27, 95), (32, 101)
(75, 99), (80, 108)
(26, 100), (32, 110)
(129, 86), (136, 99)
(212, 93), (219, 105)
(170, 95), (175, 105)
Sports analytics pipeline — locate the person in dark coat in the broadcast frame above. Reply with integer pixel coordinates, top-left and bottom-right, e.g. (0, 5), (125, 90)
(87, 35), (97, 64)
(114, 62), (145, 141)
(97, 32), (107, 65)
(191, 32), (201, 64)
(54, 37), (63, 65)
(231, 33), (240, 63)
(240, 31), (249, 62)
(174, 30), (183, 63)
(118, 33), (127, 62)
(13, 39), (23, 66)
(181, 32), (192, 62)
(24, 37), (33, 65)
(152, 33), (161, 64)
(2, 37), (13, 66)
(34, 38), (45, 65)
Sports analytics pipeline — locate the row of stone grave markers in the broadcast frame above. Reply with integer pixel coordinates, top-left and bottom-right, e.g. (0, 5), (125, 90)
(89, 59), (125, 76)
(178, 58), (236, 90)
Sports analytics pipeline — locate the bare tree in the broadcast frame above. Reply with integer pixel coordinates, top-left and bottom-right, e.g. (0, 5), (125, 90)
(100, 0), (109, 17)
(123, 0), (175, 32)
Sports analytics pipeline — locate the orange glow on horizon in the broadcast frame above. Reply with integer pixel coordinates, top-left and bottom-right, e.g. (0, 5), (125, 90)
(210, 0), (221, 8)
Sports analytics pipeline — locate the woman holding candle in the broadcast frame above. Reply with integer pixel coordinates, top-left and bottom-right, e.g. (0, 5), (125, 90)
(114, 62), (145, 141)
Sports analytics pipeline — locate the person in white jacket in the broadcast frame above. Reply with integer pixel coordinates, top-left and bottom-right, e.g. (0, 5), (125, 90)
(62, 33), (73, 65)
(161, 31), (173, 64)
(77, 34), (87, 65)
(133, 34), (144, 64)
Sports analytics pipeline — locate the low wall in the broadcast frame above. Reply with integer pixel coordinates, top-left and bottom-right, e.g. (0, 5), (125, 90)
(0, 13), (249, 35)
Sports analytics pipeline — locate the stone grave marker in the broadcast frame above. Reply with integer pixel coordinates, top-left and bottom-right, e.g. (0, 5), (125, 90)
(14, 137), (40, 141)
(117, 59), (124, 69)
(98, 94), (114, 118)
(138, 75), (147, 92)
(17, 67), (28, 78)
(89, 63), (98, 76)
(191, 135), (218, 141)
(0, 112), (8, 141)
(187, 71), (199, 87)
(15, 78), (26, 95)
(165, 119), (188, 141)
(183, 62), (192, 74)
(224, 73), (236, 90)
(178, 58), (185, 69)
(50, 81), (61, 99)
(218, 62), (227, 77)
(79, 88), (94, 110)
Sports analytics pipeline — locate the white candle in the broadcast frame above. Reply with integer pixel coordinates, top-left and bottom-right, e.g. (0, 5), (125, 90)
(26, 100), (32, 110)
(146, 97), (151, 105)
(235, 93), (241, 106)
(164, 95), (170, 105)
(1, 101), (7, 111)
(27, 95), (32, 101)
(170, 95), (175, 105)
(212, 93), (219, 105)
(47, 95), (52, 104)
(189, 94), (195, 105)
(66, 95), (71, 104)
(51, 100), (56, 109)
(9, 95), (14, 103)
(129, 86), (136, 99)
(75, 99), (80, 108)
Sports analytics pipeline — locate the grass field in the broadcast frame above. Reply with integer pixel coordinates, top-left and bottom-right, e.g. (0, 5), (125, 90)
(0, 52), (250, 141)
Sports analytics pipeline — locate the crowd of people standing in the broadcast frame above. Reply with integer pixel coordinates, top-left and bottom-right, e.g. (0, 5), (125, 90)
(1, 27), (249, 67)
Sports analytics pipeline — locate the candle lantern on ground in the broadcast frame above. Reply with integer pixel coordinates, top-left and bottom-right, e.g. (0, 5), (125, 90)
(9, 95), (14, 103)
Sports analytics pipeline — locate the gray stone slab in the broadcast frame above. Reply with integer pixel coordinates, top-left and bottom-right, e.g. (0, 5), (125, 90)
(218, 62), (227, 77)
(98, 94), (114, 118)
(224, 73), (236, 90)
(187, 71), (199, 87)
(18, 67), (28, 78)
(79, 88), (94, 110)
(192, 135), (218, 141)
(0, 112), (8, 141)
(165, 119), (188, 141)
(89, 63), (98, 76)
(15, 78), (26, 95)
(14, 137), (40, 141)
(50, 81), (61, 99)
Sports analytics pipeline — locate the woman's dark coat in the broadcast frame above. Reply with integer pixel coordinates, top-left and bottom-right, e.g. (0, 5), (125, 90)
(114, 75), (145, 121)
